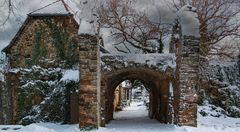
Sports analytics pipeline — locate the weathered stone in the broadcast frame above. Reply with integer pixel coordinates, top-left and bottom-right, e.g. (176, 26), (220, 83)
(78, 34), (101, 129)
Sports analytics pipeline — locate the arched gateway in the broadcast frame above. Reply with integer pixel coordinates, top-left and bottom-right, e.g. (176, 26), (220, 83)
(78, 32), (200, 128)
(0, 5), (200, 130)
(100, 54), (175, 126)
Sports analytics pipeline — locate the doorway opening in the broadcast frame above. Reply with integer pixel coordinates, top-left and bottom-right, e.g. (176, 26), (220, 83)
(101, 69), (175, 127)
(113, 80), (150, 121)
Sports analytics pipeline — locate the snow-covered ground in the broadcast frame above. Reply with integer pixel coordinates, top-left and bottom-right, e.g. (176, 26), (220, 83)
(97, 102), (186, 132)
(0, 102), (240, 132)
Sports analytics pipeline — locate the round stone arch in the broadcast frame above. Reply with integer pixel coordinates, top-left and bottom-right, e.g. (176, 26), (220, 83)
(100, 68), (175, 126)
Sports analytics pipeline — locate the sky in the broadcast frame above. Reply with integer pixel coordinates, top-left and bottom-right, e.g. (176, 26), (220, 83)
(0, 0), (239, 54)
(0, 0), (177, 53)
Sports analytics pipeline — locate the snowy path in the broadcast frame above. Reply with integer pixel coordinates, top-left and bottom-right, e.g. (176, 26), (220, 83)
(97, 102), (186, 132)
(0, 102), (240, 132)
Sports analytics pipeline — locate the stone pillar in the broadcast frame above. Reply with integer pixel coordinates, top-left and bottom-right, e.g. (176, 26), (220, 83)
(178, 36), (199, 126)
(148, 91), (154, 119)
(159, 80), (170, 123)
(78, 35), (100, 129)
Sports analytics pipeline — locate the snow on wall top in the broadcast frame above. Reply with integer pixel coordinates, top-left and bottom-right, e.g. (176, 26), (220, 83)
(177, 5), (200, 37)
(8, 66), (79, 83)
(101, 53), (176, 72)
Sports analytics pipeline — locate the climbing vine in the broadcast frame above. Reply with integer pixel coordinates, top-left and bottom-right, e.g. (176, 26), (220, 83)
(28, 18), (78, 68)
(27, 26), (48, 66)
(44, 19), (67, 59)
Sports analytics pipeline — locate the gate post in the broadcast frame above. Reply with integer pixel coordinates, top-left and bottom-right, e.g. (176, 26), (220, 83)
(178, 36), (199, 126)
(78, 35), (101, 129)
(176, 6), (200, 126)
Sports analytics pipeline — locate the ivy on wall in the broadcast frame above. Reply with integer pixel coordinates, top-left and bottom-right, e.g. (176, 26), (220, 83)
(14, 18), (80, 125)
(27, 18), (78, 68)
(28, 27), (48, 65)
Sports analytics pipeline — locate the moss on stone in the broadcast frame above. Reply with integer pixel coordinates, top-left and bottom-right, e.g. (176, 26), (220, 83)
(26, 19), (79, 68)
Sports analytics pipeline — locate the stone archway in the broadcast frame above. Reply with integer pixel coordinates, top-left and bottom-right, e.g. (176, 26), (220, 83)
(100, 68), (174, 126)
(77, 31), (200, 129)
(77, 6), (201, 128)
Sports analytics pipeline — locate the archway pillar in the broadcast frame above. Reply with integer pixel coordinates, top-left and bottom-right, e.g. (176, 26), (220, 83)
(177, 36), (199, 126)
(173, 7), (200, 126)
(78, 35), (101, 129)
(148, 89), (154, 119)
(159, 80), (170, 123)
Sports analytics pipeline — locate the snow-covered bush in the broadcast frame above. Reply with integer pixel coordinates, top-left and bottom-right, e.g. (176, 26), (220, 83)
(9, 66), (79, 125)
(199, 101), (226, 117)
(199, 60), (240, 117)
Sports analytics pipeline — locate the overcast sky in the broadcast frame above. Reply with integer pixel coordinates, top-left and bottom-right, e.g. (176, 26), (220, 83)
(0, 0), (177, 52)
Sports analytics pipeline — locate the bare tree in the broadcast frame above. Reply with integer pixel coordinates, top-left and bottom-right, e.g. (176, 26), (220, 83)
(209, 37), (240, 60)
(172, 0), (240, 58)
(0, 0), (15, 26)
(0, 0), (77, 26)
(97, 0), (169, 53)
(171, 0), (240, 102)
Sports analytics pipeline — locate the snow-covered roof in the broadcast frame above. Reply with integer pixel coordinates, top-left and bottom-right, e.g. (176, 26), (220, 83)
(28, 0), (71, 14)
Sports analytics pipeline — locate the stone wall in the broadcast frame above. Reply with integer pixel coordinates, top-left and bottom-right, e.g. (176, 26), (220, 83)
(1, 15), (80, 125)
(78, 34), (101, 129)
(4, 72), (20, 124)
(101, 54), (176, 73)
(6, 15), (78, 68)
